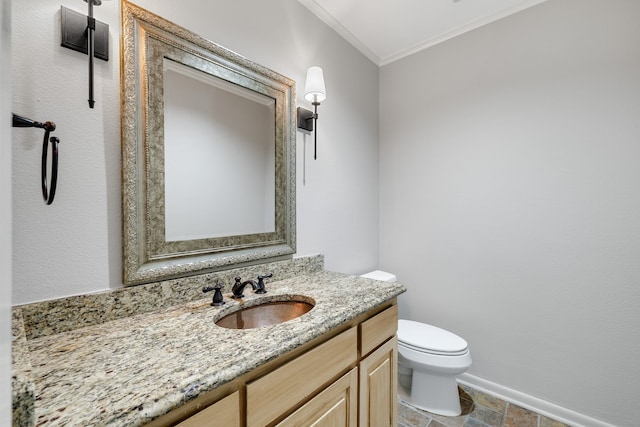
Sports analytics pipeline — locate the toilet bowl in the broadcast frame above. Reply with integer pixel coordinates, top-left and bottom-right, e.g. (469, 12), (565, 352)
(397, 320), (471, 416)
(360, 271), (472, 417)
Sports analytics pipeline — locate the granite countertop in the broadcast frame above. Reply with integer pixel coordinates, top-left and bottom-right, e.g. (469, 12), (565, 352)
(12, 270), (405, 426)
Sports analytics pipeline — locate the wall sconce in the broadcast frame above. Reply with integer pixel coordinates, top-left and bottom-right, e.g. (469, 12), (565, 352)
(60, 0), (110, 108)
(297, 66), (326, 160)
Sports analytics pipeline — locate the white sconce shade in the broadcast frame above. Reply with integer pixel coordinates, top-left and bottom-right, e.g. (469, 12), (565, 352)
(304, 66), (326, 103)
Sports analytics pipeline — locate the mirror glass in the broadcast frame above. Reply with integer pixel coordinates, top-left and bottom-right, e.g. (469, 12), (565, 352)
(121, 1), (296, 285)
(163, 59), (276, 241)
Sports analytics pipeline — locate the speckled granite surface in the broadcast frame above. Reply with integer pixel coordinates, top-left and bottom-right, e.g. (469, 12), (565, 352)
(12, 263), (405, 426)
(19, 255), (324, 341)
(12, 308), (34, 427)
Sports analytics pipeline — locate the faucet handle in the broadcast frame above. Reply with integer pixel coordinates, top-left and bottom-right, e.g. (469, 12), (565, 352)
(203, 282), (225, 306)
(255, 273), (273, 294)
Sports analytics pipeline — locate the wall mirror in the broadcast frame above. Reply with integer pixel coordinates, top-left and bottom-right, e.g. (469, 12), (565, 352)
(121, 0), (296, 285)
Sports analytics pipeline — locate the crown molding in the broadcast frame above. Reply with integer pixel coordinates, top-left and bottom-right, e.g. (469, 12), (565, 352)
(299, 0), (550, 67)
(297, 0), (381, 65)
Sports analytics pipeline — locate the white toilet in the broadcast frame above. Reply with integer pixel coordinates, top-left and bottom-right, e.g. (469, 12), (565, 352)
(360, 270), (472, 417)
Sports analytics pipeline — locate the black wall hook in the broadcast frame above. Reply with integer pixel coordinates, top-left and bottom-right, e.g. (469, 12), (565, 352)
(13, 113), (61, 205)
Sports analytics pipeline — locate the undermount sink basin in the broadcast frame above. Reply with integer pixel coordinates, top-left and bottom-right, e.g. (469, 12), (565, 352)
(215, 300), (314, 329)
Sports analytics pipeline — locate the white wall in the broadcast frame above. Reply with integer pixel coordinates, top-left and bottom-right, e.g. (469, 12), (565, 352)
(11, 0), (380, 304)
(1, 0), (12, 423)
(12, 0), (121, 304)
(380, 1), (640, 426)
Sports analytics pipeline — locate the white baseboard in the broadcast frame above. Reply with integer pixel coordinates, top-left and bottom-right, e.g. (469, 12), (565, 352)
(458, 373), (616, 427)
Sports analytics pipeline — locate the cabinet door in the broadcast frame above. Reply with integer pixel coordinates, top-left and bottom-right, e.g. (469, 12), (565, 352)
(276, 368), (358, 427)
(359, 336), (397, 427)
(176, 391), (240, 427)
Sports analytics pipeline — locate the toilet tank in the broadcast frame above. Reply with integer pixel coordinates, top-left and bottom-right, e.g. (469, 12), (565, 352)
(360, 270), (397, 283)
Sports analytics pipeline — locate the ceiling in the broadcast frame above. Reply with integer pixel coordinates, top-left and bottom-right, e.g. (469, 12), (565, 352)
(298, 0), (549, 66)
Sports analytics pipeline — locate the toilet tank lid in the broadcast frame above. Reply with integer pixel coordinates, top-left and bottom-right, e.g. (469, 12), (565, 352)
(398, 319), (468, 353)
(360, 270), (397, 282)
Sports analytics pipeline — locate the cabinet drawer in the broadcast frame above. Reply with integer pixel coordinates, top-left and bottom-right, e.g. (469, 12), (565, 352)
(176, 391), (240, 427)
(246, 327), (358, 427)
(359, 305), (398, 357)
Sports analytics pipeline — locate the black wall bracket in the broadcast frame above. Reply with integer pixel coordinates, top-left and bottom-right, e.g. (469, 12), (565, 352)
(297, 107), (314, 132)
(60, 6), (109, 61)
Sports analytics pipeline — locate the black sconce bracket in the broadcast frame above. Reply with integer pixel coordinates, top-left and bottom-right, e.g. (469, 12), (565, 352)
(297, 105), (320, 159)
(60, 6), (109, 61)
(297, 107), (314, 131)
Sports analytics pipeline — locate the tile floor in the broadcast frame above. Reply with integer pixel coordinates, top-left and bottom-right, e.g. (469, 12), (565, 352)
(398, 384), (572, 427)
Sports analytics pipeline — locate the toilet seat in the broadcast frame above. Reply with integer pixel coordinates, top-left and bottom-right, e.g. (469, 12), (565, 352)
(398, 319), (468, 356)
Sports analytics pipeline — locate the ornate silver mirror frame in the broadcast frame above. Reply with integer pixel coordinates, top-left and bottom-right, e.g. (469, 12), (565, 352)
(121, 1), (296, 285)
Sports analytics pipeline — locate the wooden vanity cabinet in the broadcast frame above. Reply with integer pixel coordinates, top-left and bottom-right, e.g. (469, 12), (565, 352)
(157, 303), (398, 427)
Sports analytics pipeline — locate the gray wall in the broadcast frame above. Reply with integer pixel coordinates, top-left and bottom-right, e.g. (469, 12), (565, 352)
(380, 1), (640, 425)
(11, 0), (380, 304)
(1, 0), (12, 423)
